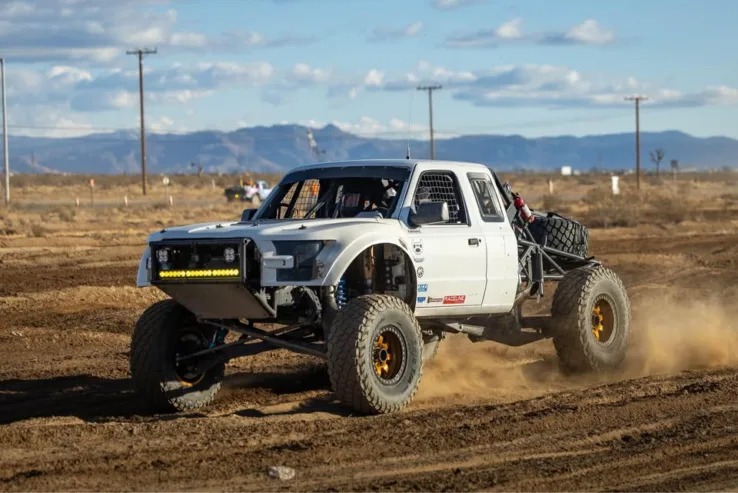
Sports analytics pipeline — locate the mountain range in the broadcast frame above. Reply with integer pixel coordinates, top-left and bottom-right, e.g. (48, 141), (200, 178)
(5, 124), (738, 175)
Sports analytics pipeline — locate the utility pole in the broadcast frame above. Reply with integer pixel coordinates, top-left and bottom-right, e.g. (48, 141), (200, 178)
(127, 47), (157, 196)
(625, 95), (648, 191)
(1, 58), (8, 205)
(416, 84), (442, 160)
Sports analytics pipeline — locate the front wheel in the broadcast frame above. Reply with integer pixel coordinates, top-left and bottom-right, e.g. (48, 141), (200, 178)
(551, 265), (631, 373)
(326, 295), (424, 415)
(129, 299), (225, 412)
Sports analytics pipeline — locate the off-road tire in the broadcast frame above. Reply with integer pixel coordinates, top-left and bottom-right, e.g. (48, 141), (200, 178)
(326, 295), (424, 415)
(551, 265), (631, 373)
(129, 299), (225, 412)
(528, 212), (589, 257)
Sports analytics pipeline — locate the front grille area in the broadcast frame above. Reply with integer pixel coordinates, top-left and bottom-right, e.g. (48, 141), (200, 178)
(150, 239), (244, 283)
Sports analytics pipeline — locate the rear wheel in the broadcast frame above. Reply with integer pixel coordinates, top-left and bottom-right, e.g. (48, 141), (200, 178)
(129, 299), (225, 412)
(551, 266), (631, 373)
(326, 295), (424, 414)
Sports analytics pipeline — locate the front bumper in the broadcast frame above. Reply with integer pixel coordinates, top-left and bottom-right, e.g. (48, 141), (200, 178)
(145, 238), (277, 319)
(137, 237), (328, 320)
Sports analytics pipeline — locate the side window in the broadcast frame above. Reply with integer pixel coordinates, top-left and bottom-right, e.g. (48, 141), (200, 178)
(282, 179), (320, 218)
(413, 172), (467, 225)
(468, 174), (503, 222)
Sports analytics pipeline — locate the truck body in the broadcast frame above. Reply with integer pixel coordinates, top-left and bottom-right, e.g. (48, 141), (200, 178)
(131, 159), (631, 415)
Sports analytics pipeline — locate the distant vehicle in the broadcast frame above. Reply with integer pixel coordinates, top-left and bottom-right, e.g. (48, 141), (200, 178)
(224, 180), (272, 205)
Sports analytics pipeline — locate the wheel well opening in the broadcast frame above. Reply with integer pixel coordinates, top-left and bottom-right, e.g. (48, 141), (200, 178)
(339, 243), (417, 309)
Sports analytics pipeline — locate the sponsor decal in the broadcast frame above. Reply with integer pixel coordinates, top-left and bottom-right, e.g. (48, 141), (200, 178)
(418, 284), (428, 293)
(413, 257), (424, 263)
(417, 266), (424, 278)
(428, 297), (443, 303)
(443, 295), (466, 305)
(412, 239), (423, 256)
(417, 296), (427, 303)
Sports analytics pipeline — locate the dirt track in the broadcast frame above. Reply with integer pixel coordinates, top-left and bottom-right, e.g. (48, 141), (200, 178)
(2, 220), (738, 491)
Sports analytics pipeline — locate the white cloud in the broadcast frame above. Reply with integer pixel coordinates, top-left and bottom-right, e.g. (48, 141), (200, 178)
(431, 0), (484, 10)
(0, 0), (316, 63)
(148, 115), (174, 132)
(349, 61), (738, 110)
(301, 116), (458, 139)
(369, 21), (424, 42)
(6, 60), (276, 117)
(444, 17), (617, 48)
(564, 19), (615, 45)
(495, 18), (523, 40)
(363, 69), (385, 87)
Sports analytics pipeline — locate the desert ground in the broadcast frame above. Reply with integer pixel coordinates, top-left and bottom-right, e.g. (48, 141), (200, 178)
(2, 171), (738, 491)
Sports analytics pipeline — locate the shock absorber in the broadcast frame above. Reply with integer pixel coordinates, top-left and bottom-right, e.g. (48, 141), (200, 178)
(336, 277), (347, 310)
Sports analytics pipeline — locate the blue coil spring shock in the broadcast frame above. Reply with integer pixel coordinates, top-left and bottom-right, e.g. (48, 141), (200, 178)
(336, 277), (347, 310)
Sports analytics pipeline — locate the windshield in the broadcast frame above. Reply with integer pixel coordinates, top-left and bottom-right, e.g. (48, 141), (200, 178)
(254, 165), (410, 220)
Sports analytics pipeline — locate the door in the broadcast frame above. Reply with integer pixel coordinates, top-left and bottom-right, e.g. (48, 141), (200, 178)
(406, 170), (487, 308)
(466, 172), (518, 309)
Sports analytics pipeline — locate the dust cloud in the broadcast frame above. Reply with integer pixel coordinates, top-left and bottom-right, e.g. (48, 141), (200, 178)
(416, 293), (738, 405)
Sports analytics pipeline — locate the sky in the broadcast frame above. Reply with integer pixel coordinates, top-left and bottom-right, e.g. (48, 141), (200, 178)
(1, 0), (737, 140)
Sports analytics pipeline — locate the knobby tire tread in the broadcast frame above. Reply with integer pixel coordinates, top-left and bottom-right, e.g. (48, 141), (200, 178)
(129, 299), (224, 413)
(326, 295), (423, 415)
(529, 213), (589, 257)
(551, 265), (631, 373)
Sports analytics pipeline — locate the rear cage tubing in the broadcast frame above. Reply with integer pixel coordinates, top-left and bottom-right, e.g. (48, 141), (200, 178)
(506, 201), (599, 299)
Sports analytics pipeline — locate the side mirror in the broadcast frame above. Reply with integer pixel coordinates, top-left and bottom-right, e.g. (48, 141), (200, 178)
(240, 208), (258, 222)
(409, 202), (449, 226)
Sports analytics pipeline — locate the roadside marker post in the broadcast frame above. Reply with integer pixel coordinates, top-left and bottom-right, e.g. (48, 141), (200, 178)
(611, 176), (620, 196)
(162, 176), (170, 205)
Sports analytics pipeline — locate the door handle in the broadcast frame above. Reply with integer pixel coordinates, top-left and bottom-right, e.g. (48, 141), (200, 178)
(468, 238), (480, 246)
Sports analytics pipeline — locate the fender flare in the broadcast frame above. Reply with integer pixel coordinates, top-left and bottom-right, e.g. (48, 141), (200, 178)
(320, 235), (418, 290)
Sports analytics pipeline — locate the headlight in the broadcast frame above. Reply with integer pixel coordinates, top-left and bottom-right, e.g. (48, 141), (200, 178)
(156, 248), (169, 263)
(273, 240), (327, 282)
(223, 247), (236, 263)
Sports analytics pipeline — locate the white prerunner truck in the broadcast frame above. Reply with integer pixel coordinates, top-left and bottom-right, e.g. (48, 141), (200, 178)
(132, 159), (631, 415)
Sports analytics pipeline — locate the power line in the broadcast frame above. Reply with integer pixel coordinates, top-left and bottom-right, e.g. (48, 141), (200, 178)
(127, 47), (157, 196)
(416, 84), (442, 159)
(624, 95), (648, 191)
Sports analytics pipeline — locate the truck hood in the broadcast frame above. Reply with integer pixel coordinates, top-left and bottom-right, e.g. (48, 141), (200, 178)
(147, 217), (400, 243)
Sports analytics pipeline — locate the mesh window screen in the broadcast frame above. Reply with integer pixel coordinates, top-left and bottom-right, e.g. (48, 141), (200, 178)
(414, 172), (465, 224)
(282, 180), (321, 218)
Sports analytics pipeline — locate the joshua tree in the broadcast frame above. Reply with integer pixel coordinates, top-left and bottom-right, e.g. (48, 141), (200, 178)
(650, 148), (665, 176)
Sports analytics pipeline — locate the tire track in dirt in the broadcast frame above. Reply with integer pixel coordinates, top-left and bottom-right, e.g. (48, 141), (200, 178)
(2, 368), (737, 491)
(1, 222), (738, 490)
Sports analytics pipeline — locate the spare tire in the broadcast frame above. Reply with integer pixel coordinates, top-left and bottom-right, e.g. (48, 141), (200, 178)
(528, 211), (589, 258)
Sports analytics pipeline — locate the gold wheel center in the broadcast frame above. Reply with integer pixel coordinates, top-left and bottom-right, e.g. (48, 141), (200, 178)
(374, 334), (392, 378)
(592, 305), (605, 341)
